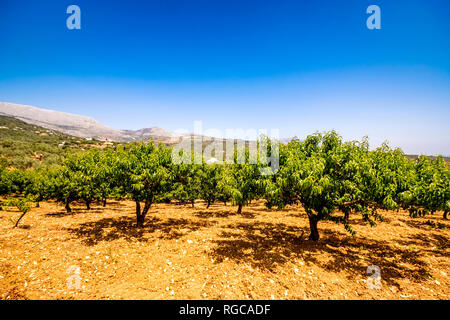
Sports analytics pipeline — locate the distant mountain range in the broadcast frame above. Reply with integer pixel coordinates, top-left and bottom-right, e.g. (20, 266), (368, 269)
(0, 101), (449, 161)
(0, 102), (180, 142)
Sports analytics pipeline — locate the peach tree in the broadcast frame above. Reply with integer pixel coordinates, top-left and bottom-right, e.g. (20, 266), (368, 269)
(266, 131), (406, 241)
(114, 142), (173, 227)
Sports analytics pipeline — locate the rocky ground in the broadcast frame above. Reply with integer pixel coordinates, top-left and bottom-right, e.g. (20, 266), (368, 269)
(0, 200), (448, 300)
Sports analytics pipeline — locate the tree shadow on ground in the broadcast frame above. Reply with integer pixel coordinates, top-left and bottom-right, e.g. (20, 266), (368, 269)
(402, 217), (449, 232)
(396, 232), (448, 256)
(45, 203), (128, 218)
(66, 215), (216, 246)
(210, 222), (306, 271)
(258, 207), (293, 214)
(45, 209), (90, 217)
(208, 221), (434, 286)
(194, 209), (238, 219)
(194, 209), (256, 219)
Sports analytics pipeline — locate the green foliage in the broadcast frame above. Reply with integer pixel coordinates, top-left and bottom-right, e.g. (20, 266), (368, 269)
(227, 147), (266, 213)
(0, 159), (10, 195)
(64, 150), (103, 209)
(24, 169), (50, 205)
(114, 142), (173, 226)
(199, 161), (224, 208)
(264, 131), (449, 240)
(171, 151), (201, 207)
(0, 128), (448, 239)
(2, 196), (32, 213)
(96, 149), (123, 205)
(2, 196), (32, 227)
(399, 155), (450, 218)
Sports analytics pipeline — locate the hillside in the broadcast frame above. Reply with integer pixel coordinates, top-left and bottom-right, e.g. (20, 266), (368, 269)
(0, 115), (243, 169)
(1, 114), (448, 170)
(0, 115), (113, 169)
(0, 102), (179, 142)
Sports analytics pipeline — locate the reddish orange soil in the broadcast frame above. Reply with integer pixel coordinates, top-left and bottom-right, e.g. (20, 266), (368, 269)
(0, 200), (448, 300)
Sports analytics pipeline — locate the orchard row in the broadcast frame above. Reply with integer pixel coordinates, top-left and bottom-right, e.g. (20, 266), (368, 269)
(1, 131), (448, 240)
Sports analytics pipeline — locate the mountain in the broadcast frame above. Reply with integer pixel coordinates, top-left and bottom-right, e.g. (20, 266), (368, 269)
(0, 102), (179, 142)
(0, 114), (111, 169)
(122, 127), (177, 140)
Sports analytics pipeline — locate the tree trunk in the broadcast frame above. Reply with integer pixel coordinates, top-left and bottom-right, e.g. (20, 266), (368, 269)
(137, 214), (145, 228)
(102, 198), (107, 207)
(206, 200), (211, 209)
(223, 201), (227, 206)
(36, 196), (43, 208)
(85, 199), (91, 210)
(237, 203), (242, 214)
(343, 209), (349, 223)
(444, 211), (448, 220)
(191, 200), (195, 208)
(142, 199), (152, 217)
(136, 199), (152, 228)
(308, 216), (320, 241)
(14, 212), (28, 228)
(135, 201), (143, 228)
(65, 201), (72, 213)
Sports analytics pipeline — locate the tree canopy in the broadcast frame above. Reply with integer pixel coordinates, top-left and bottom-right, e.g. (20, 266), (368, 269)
(0, 132), (448, 239)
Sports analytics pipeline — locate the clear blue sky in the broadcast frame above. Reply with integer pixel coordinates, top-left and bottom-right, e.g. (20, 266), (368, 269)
(0, 0), (449, 155)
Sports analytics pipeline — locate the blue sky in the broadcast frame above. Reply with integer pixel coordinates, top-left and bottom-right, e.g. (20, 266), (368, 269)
(0, 0), (449, 155)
